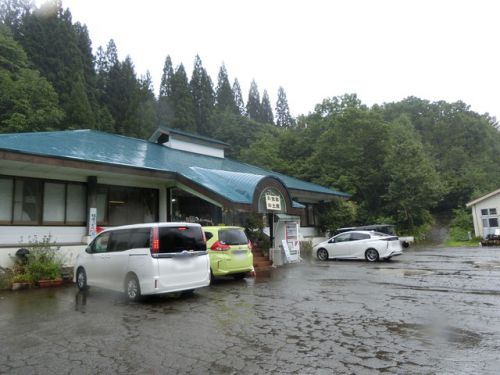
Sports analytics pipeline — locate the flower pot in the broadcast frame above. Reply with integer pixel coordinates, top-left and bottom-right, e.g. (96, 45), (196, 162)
(36, 278), (63, 288)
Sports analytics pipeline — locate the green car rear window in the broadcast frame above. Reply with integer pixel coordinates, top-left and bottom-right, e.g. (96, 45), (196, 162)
(219, 229), (248, 245)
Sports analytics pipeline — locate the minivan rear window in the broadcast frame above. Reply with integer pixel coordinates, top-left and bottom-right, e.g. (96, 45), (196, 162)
(158, 226), (206, 253)
(219, 229), (248, 245)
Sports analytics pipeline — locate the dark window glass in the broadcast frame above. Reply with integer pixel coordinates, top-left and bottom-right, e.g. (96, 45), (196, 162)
(490, 208), (497, 215)
(108, 230), (132, 252)
(335, 233), (351, 242)
(13, 179), (42, 224)
(92, 232), (111, 253)
(219, 229), (248, 245)
(489, 218), (498, 227)
(158, 226), (206, 253)
(307, 205), (315, 226)
(481, 209), (488, 216)
(129, 228), (151, 249)
(100, 185), (159, 226)
(351, 232), (370, 241)
(0, 178), (13, 222)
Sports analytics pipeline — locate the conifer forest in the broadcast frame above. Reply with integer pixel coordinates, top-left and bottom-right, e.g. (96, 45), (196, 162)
(2, 0), (500, 235)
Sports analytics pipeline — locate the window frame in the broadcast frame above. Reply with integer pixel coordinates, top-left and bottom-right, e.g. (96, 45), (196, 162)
(0, 175), (87, 226)
(96, 184), (159, 226)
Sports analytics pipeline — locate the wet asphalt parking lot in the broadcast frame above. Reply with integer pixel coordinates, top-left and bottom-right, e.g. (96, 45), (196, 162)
(1, 246), (500, 375)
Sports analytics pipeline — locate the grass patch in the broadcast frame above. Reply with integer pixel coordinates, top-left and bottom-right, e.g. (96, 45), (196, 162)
(444, 239), (481, 247)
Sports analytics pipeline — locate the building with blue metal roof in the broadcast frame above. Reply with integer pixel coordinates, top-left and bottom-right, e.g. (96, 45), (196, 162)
(0, 127), (348, 267)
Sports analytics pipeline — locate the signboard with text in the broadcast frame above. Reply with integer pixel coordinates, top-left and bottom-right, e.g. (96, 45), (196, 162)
(88, 207), (97, 238)
(265, 194), (282, 211)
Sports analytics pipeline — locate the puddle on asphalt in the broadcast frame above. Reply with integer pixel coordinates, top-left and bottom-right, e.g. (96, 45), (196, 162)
(375, 268), (434, 277)
(472, 261), (500, 269)
(386, 321), (482, 348)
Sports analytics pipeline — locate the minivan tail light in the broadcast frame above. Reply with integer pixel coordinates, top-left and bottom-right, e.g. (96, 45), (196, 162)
(210, 240), (230, 251)
(248, 240), (253, 250)
(151, 227), (159, 253)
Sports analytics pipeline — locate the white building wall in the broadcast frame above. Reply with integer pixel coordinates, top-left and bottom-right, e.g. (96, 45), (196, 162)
(0, 226), (88, 268)
(166, 138), (224, 158)
(470, 193), (500, 237)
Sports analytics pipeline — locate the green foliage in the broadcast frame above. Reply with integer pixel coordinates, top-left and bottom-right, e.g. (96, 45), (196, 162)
(275, 86), (294, 127)
(215, 64), (237, 114)
(381, 115), (444, 230)
(317, 199), (358, 235)
(246, 80), (261, 121)
(15, 1), (100, 129)
(243, 213), (270, 251)
(190, 55), (214, 135)
(0, 28), (63, 132)
(448, 208), (474, 241)
(9, 235), (62, 284)
(25, 235), (62, 282)
(210, 110), (267, 159)
(232, 78), (245, 116)
(170, 64), (196, 132)
(260, 90), (274, 124)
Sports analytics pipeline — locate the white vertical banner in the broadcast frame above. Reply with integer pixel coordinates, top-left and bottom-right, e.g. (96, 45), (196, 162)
(88, 207), (97, 238)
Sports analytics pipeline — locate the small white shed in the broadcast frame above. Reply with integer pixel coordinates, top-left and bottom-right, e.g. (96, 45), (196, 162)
(466, 189), (500, 237)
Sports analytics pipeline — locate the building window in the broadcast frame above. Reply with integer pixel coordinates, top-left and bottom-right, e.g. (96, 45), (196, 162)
(66, 184), (87, 223)
(0, 176), (86, 226)
(13, 179), (42, 224)
(43, 182), (66, 223)
(299, 203), (316, 227)
(307, 205), (315, 226)
(0, 178), (13, 223)
(96, 185), (159, 226)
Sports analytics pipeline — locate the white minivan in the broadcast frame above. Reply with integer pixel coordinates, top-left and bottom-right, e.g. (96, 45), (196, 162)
(74, 223), (211, 301)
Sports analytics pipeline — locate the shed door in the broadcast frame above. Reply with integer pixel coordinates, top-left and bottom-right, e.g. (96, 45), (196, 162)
(481, 208), (498, 237)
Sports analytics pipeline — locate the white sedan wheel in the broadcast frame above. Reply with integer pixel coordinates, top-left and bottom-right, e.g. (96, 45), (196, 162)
(365, 248), (379, 262)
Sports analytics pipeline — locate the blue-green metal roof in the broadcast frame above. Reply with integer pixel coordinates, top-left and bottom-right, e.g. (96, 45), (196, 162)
(0, 130), (350, 204)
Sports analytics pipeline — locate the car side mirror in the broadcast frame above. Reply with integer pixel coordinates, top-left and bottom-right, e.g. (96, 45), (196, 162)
(328, 239), (335, 243)
(85, 246), (92, 254)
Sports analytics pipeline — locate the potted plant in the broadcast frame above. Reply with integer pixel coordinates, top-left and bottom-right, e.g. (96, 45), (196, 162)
(26, 236), (63, 287)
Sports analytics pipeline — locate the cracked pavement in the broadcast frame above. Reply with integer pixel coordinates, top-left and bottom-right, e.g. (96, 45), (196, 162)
(1, 246), (500, 374)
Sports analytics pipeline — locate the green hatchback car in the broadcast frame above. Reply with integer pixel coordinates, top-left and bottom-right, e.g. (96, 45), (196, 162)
(203, 226), (254, 279)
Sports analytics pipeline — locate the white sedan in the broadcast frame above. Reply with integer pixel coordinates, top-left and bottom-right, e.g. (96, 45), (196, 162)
(314, 230), (403, 262)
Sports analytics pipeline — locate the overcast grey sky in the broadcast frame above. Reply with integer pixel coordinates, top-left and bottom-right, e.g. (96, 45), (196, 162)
(60, 0), (499, 119)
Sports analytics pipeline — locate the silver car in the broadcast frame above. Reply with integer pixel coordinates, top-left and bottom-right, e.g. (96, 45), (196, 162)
(314, 230), (403, 262)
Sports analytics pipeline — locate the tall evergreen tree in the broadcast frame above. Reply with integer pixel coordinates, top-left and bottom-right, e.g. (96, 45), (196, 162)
(157, 55), (174, 127)
(170, 63), (196, 132)
(103, 56), (139, 136)
(0, 0), (33, 31)
(189, 55), (214, 135)
(215, 64), (237, 113)
(16, 1), (97, 129)
(0, 27), (63, 132)
(159, 55), (174, 98)
(135, 71), (157, 138)
(232, 78), (245, 116)
(260, 89), (274, 124)
(94, 39), (118, 132)
(275, 86), (294, 127)
(246, 80), (260, 121)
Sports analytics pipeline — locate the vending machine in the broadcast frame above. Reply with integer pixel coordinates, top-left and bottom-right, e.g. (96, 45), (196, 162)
(273, 214), (301, 263)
